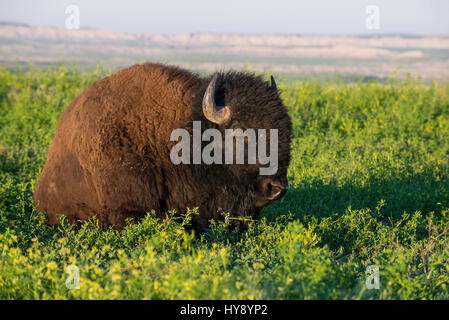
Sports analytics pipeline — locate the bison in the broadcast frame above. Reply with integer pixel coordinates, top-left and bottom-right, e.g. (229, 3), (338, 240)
(34, 62), (292, 232)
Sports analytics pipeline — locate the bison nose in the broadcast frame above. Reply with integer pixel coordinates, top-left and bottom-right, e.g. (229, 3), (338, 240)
(262, 178), (288, 201)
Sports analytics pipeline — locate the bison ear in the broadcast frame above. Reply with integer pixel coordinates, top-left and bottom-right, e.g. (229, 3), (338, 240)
(270, 75), (277, 91)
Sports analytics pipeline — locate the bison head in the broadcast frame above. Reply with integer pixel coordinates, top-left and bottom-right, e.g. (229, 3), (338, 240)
(195, 71), (292, 213)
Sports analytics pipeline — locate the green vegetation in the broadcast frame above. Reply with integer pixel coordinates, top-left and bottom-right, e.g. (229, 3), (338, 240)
(0, 64), (448, 299)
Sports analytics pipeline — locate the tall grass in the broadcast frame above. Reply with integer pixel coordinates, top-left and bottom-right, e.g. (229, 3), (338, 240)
(0, 64), (448, 299)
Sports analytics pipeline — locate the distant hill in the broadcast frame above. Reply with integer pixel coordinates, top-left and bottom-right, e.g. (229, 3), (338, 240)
(1, 23), (449, 81)
(1, 23), (448, 48)
(0, 21), (30, 27)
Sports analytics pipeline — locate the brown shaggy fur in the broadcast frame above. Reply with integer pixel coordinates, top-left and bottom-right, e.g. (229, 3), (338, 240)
(34, 62), (292, 232)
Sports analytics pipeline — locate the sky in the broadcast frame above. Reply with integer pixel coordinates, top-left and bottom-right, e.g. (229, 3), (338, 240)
(1, 0), (449, 35)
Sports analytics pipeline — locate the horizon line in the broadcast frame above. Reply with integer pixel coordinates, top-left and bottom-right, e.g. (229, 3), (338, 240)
(2, 21), (448, 38)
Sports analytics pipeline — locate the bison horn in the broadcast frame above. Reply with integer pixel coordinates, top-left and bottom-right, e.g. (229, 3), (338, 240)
(202, 74), (231, 125)
(270, 75), (277, 90)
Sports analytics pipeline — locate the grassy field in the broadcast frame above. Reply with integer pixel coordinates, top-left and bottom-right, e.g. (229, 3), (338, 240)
(0, 64), (448, 299)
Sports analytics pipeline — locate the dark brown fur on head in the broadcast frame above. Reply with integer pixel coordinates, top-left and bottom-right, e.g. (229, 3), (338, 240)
(33, 62), (292, 233)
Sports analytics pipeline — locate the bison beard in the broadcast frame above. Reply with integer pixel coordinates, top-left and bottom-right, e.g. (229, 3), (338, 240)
(33, 63), (292, 233)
